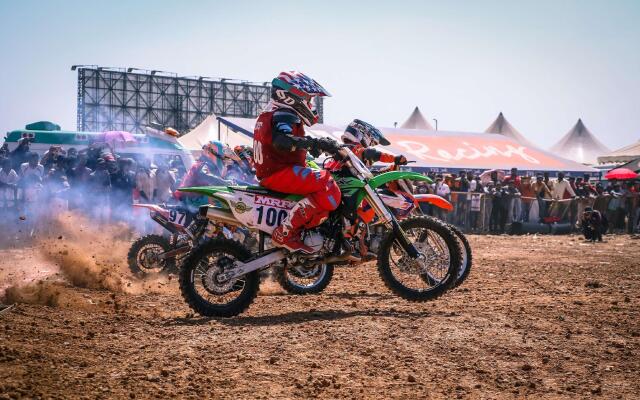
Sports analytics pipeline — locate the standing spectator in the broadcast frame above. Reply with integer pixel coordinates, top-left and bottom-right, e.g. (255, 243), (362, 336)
(40, 145), (64, 171)
(110, 158), (136, 222)
(503, 168), (522, 223)
(168, 159), (184, 187)
(489, 183), (508, 233)
(135, 159), (155, 203)
(153, 162), (176, 204)
(0, 158), (18, 211)
(519, 176), (535, 222)
(0, 144), (9, 159)
(505, 180), (522, 224)
(606, 184), (625, 232)
(468, 175), (483, 232)
(531, 175), (552, 222)
(543, 172), (554, 193)
(414, 181), (432, 215)
(89, 159), (112, 223)
(10, 138), (31, 172)
(431, 175), (450, 220)
(550, 172), (575, 220)
(621, 181), (636, 233)
(19, 152), (44, 185)
(19, 152), (44, 218)
(455, 171), (470, 228)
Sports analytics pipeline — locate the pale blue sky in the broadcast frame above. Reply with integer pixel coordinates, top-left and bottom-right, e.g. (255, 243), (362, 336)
(0, 0), (638, 150)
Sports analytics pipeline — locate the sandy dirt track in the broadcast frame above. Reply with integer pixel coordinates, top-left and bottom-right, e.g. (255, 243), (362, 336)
(1, 230), (639, 399)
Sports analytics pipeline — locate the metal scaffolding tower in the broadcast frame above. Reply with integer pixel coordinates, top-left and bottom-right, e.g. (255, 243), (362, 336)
(75, 66), (324, 134)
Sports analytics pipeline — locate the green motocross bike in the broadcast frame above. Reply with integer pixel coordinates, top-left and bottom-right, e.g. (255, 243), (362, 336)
(178, 147), (461, 317)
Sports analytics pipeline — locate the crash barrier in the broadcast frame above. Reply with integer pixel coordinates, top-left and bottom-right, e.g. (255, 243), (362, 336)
(2, 183), (639, 236)
(426, 191), (640, 234)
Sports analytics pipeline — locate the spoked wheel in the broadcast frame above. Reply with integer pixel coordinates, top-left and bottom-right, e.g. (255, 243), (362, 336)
(179, 239), (259, 317)
(127, 234), (175, 275)
(275, 263), (334, 295)
(378, 216), (461, 301)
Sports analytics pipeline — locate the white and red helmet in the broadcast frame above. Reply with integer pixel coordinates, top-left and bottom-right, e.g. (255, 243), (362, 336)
(342, 119), (391, 148)
(271, 71), (331, 126)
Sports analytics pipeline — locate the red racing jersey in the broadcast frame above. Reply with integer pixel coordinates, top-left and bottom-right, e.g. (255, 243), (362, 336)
(253, 110), (307, 180)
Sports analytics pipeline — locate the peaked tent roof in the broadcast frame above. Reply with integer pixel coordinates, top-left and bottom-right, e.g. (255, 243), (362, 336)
(177, 114), (218, 150)
(549, 119), (610, 164)
(183, 115), (597, 175)
(485, 112), (535, 148)
(400, 107), (434, 130)
(597, 139), (640, 164)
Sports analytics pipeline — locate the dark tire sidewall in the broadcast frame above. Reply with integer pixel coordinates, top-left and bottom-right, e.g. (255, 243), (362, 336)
(377, 216), (461, 301)
(178, 238), (259, 317)
(127, 234), (174, 275)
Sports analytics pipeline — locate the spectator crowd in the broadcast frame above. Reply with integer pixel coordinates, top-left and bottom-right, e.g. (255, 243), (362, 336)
(2, 137), (639, 238)
(414, 167), (640, 235)
(0, 138), (186, 233)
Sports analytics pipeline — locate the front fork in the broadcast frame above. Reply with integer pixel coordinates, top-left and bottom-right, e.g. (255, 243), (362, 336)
(363, 185), (420, 259)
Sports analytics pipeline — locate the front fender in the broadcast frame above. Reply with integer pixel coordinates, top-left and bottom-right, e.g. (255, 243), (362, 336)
(369, 171), (433, 189)
(413, 194), (454, 211)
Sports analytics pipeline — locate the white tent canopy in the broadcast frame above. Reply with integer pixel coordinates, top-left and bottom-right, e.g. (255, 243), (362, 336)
(177, 114), (218, 150)
(485, 112), (535, 148)
(400, 107), (434, 130)
(550, 119), (610, 164)
(597, 139), (640, 164)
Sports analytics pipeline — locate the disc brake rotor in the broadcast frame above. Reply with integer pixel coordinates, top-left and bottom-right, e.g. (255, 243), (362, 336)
(394, 241), (440, 275)
(201, 256), (238, 295)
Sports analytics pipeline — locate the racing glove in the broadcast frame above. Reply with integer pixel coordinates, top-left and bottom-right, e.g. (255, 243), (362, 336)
(394, 155), (408, 165)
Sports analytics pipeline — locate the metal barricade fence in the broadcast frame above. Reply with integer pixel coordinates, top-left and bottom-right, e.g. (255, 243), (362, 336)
(437, 192), (639, 234)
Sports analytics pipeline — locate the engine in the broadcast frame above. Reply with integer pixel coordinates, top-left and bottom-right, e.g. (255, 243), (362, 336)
(303, 230), (326, 253)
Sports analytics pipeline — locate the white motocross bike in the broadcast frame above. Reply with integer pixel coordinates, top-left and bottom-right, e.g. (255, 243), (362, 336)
(177, 147), (461, 317)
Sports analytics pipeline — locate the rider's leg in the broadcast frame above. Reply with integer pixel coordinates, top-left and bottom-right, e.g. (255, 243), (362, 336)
(261, 166), (341, 253)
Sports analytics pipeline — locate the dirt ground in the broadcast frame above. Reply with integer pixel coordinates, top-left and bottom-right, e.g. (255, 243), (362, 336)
(1, 217), (639, 399)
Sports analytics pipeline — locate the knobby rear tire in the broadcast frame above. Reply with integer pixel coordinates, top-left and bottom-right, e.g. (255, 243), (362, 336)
(179, 238), (259, 317)
(377, 216), (461, 302)
(127, 234), (175, 275)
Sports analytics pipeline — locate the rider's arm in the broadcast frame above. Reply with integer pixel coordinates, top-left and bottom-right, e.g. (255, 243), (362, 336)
(271, 110), (339, 157)
(271, 110), (313, 152)
(361, 148), (407, 165)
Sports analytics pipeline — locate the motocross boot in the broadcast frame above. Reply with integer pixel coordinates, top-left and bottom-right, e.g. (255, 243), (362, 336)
(271, 198), (327, 254)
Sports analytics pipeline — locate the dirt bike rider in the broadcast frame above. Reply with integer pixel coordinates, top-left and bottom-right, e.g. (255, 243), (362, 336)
(227, 145), (257, 185)
(254, 71), (341, 254)
(175, 140), (241, 210)
(327, 119), (408, 170)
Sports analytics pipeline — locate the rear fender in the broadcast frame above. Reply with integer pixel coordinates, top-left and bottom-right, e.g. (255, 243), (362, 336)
(414, 194), (454, 211)
(133, 204), (167, 213)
